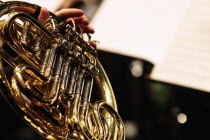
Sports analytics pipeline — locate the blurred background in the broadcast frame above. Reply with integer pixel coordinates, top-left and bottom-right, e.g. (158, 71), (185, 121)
(1, 0), (210, 140)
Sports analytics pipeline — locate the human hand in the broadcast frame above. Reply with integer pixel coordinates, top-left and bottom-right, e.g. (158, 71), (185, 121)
(38, 7), (96, 48)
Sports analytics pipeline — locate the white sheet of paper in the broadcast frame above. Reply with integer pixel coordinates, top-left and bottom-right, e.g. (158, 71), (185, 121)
(151, 0), (210, 92)
(91, 0), (191, 64)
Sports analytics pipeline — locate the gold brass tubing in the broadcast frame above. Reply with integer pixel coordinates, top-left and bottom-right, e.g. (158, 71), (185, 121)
(93, 103), (105, 140)
(11, 75), (71, 139)
(0, 1), (125, 139)
(95, 59), (124, 140)
(13, 65), (27, 89)
(3, 12), (53, 71)
(60, 56), (71, 92)
(20, 20), (30, 46)
(0, 47), (18, 68)
(0, 55), (11, 91)
(40, 48), (51, 75)
(43, 43), (57, 78)
(69, 68), (85, 130)
(12, 63), (60, 105)
(32, 37), (42, 53)
(12, 65), (46, 104)
(42, 51), (62, 103)
(0, 1), (37, 19)
(93, 101), (125, 140)
(67, 66), (78, 97)
(79, 77), (94, 139)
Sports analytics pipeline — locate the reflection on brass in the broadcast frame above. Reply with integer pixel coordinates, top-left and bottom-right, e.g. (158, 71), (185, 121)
(0, 1), (125, 139)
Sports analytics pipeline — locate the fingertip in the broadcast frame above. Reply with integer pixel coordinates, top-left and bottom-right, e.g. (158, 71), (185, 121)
(74, 8), (84, 15)
(38, 7), (50, 25)
(90, 41), (97, 48)
(40, 7), (50, 17)
(88, 26), (95, 34)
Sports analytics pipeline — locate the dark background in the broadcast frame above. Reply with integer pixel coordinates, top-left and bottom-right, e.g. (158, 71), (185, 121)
(99, 51), (210, 140)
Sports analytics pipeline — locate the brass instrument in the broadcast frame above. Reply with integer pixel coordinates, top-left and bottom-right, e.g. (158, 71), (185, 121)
(0, 1), (125, 139)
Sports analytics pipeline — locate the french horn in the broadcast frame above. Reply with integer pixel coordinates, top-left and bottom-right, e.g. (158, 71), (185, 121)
(0, 1), (125, 139)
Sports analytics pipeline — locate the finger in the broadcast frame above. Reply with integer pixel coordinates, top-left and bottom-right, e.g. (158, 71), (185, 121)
(38, 7), (50, 26)
(55, 8), (84, 21)
(90, 41), (97, 48)
(65, 15), (89, 25)
(79, 24), (95, 34)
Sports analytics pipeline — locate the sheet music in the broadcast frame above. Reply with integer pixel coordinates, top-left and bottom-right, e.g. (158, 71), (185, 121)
(91, 0), (191, 64)
(151, 0), (210, 92)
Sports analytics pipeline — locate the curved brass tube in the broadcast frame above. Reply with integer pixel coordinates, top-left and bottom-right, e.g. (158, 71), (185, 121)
(0, 1), (125, 140)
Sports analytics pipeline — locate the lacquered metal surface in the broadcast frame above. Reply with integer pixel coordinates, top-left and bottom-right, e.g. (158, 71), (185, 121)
(0, 1), (124, 140)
